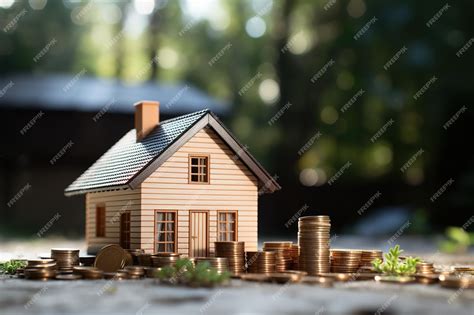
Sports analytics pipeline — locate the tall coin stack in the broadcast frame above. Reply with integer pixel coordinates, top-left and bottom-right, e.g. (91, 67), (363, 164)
(246, 251), (276, 273)
(262, 242), (292, 272)
(215, 241), (246, 275)
(330, 249), (362, 273)
(360, 250), (383, 268)
(195, 257), (229, 274)
(298, 216), (331, 275)
(51, 248), (80, 273)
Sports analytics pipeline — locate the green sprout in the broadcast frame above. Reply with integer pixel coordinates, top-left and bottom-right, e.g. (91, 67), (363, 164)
(372, 245), (421, 276)
(156, 258), (230, 287)
(0, 260), (27, 275)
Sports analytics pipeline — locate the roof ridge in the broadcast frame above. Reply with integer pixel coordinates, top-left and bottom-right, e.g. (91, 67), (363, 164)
(159, 108), (210, 125)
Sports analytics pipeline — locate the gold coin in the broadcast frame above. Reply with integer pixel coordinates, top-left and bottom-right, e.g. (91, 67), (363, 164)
(94, 244), (127, 273)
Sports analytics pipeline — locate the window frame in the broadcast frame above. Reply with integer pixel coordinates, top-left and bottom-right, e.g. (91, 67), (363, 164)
(154, 210), (178, 253)
(95, 205), (106, 238)
(188, 154), (210, 184)
(217, 211), (238, 242)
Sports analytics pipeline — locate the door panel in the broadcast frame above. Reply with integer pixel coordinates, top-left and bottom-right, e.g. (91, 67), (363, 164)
(189, 211), (209, 257)
(120, 212), (130, 249)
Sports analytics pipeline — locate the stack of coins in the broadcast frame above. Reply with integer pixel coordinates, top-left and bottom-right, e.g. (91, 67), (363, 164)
(330, 249), (362, 273)
(151, 253), (181, 268)
(73, 266), (103, 279)
(126, 249), (145, 265)
(298, 216), (331, 275)
(145, 267), (162, 278)
(103, 271), (129, 280)
(246, 251), (276, 273)
(94, 244), (129, 272)
(416, 262), (436, 275)
(195, 257), (229, 274)
(124, 266), (146, 279)
(263, 242), (292, 272)
(138, 253), (152, 266)
(51, 248), (80, 273)
(454, 266), (474, 275)
(289, 244), (299, 270)
(440, 275), (474, 289)
(215, 241), (246, 275)
(24, 259), (57, 280)
(360, 250), (383, 267)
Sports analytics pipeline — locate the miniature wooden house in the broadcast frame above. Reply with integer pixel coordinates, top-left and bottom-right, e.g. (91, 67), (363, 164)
(65, 101), (280, 255)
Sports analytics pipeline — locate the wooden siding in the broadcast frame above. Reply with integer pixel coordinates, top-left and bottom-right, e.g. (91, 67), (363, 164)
(85, 189), (141, 253)
(139, 128), (258, 254)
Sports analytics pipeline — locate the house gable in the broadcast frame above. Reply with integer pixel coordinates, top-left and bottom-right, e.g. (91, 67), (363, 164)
(138, 127), (259, 253)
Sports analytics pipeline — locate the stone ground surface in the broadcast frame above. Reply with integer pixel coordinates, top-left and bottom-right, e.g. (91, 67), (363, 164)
(0, 236), (473, 314)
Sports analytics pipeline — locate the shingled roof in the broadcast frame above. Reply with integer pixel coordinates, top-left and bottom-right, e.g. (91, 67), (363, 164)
(65, 109), (280, 196)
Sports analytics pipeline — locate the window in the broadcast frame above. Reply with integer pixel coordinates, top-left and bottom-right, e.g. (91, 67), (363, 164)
(96, 206), (106, 237)
(217, 211), (237, 241)
(155, 211), (177, 253)
(120, 212), (131, 249)
(189, 155), (209, 183)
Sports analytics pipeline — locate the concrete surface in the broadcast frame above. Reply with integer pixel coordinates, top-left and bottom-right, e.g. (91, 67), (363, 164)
(1, 237), (473, 314)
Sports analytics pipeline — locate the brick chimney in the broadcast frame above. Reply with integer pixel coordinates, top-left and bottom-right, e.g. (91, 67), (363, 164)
(134, 100), (159, 141)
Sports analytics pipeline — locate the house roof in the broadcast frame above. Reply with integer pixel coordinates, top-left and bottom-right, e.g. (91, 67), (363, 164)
(64, 110), (280, 196)
(0, 73), (229, 116)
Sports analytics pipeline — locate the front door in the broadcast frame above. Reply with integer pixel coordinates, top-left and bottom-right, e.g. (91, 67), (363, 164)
(189, 211), (209, 257)
(120, 212), (130, 249)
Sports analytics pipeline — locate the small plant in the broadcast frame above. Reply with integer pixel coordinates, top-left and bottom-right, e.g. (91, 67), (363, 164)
(156, 258), (230, 287)
(372, 245), (421, 276)
(0, 260), (27, 275)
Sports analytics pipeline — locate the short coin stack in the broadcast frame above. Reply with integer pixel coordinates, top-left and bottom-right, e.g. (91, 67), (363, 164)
(51, 248), (80, 273)
(151, 253), (181, 268)
(289, 244), (299, 270)
(263, 242), (292, 272)
(440, 275), (474, 289)
(124, 266), (146, 279)
(330, 249), (362, 273)
(24, 259), (57, 280)
(416, 262), (436, 275)
(126, 249), (145, 265)
(298, 216), (331, 275)
(360, 250), (383, 268)
(73, 266), (103, 279)
(246, 251), (276, 274)
(195, 257), (229, 274)
(215, 241), (246, 275)
(103, 270), (129, 280)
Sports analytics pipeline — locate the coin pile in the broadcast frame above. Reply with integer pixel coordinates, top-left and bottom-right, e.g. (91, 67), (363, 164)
(330, 249), (362, 273)
(124, 266), (146, 279)
(94, 244), (129, 272)
(126, 249), (145, 265)
(298, 216), (331, 275)
(289, 244), (299, 270)
(360, 250), (383, 268)
(439, 275), (474, 289)
(454, 266), (474, 275)
(195, 257), (229, 274)
(24, 259), (57, 280)
(246, 251), (276, 273)
(215, 241), (246, 275)
(73, 266), (103, 279)
(416, 262), (436, 275)
(104, 270), (129, 280)
(51, 248), (80, 273)
(138, 253), (152, 266)
(263, 242), (292, 272)
(151, 253), (181, 267)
